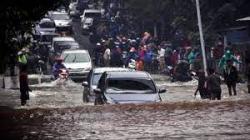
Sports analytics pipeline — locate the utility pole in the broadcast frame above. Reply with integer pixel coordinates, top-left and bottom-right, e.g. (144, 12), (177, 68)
(195, 0), (208, 76)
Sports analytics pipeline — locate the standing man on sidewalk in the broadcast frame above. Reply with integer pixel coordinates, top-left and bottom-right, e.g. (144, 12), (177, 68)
(19, 65), (32, 105)
(223, 59), (238, 96)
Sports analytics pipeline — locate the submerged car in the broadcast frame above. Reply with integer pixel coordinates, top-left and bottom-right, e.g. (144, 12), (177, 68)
(94, 71), (166, 105)
(61, 49), (92, 80)
(82, 67), (133, 102)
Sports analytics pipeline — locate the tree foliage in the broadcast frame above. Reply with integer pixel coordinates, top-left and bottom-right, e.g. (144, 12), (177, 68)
(124, 0), (250, 44)
(0, 0), (65, 73)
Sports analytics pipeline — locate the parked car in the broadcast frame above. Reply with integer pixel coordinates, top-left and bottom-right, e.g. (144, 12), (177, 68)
(61, 49), (92, 80)
(81, 17), (93, 34)
(35, 18), (56, 34)
(94, 71), (166, 105)
(49, 11), (72, 34)
(82, 67), (133, 102)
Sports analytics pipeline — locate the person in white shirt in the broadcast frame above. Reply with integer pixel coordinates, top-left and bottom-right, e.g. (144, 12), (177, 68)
(158, 47), (165, 73)
(103, 47), (111, 67)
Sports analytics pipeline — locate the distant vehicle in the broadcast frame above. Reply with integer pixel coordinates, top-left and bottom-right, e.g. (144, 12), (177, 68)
(61, 49), (92, 80)
(94, 71), (166, 105)
(35, 18), (56, 34)
(69, 2), (81, 18)
(82, 67), (133, 102)
(75, 0), (90, 13)
(81, 17), (93, 34)
(51, 37), (78, 54)
(38, 32), (59, 47)
(50, 11), (72, 34)
(80, 9), (103, 23)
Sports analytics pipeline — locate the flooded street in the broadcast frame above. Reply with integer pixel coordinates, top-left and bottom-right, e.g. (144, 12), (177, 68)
(0, 76), (250, 139)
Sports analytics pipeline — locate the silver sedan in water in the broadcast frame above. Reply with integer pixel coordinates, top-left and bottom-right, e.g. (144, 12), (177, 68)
(94, 71), (166, 105)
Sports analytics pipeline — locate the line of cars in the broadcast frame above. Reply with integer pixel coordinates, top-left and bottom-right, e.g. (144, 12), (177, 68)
(33, 3), (167, 105)
(33, 9), (93, 80)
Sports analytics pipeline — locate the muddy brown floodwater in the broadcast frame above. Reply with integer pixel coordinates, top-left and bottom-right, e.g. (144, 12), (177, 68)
(0, 76), (250, 140)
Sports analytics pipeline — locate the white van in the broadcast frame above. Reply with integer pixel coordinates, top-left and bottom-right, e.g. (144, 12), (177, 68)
(80, 9), (104, 23)
(62, 49), (92, 80)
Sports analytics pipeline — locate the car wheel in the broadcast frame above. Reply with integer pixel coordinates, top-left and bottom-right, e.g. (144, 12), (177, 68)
(94, 96), (104, 105)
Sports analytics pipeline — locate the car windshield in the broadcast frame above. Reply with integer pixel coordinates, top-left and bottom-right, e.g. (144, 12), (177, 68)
(106, 79), (156, 94)
(51, 13), (69, 20)
(39, 21), (55, 28)
(85, 13), (101, 19)
(62, 52), (90, 63)
(40, 35), (58, 42)
(54, 41), (77, 52)
(92, 73), (102, 85)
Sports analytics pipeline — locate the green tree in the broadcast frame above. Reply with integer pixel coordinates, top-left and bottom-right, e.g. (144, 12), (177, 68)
(0, 0), (65, 73)
(124, 0), (250, 45)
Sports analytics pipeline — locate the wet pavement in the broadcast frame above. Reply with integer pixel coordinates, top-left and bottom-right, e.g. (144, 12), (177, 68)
(0, 75), (250, 139)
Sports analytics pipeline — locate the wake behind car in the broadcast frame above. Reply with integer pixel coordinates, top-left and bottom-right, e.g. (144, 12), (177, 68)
(61, 49), (92, 81)
(82, 67), (133, 102)
(94, 71), (166, 105)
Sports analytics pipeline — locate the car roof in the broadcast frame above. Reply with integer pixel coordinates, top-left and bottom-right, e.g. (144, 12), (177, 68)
(62, 49), (89, 54)
(40, 18), (54, 23)
(93, 67), (132, 74)
(106, 71), (151, 79)
(40, 32), (59, 35)
(51, 11), (68, 15)
(84, 9), (102, 13)
(53, 37), (75, 42)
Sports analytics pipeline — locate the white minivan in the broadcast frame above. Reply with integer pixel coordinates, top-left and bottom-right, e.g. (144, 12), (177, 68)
(80, 9), (104, 23)
(61, 49), (92, 80)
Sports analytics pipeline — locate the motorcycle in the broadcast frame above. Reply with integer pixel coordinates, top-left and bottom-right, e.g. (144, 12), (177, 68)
(56, 68), (69, 85)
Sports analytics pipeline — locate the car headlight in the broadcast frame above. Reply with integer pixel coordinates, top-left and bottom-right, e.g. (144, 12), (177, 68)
(84, 67), (92, 71)
(105, 96), (117, 104)
(67, 21), (72, 26)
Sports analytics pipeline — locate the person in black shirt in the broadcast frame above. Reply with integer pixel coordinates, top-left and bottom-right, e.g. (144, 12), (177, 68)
(223, 59), (238, 96)
(207, 68), (222, 100)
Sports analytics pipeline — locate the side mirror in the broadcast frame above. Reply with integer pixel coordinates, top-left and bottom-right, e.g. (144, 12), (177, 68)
(82, 81), (89, 87)
(159, 88), (167, 94)
(94, 88), (102, 94)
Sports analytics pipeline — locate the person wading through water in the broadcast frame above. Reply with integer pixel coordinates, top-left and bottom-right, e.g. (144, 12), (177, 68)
(207, 68), (222, 100)
(223, 59), (238, 96)
(194, 70), (208, 99)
